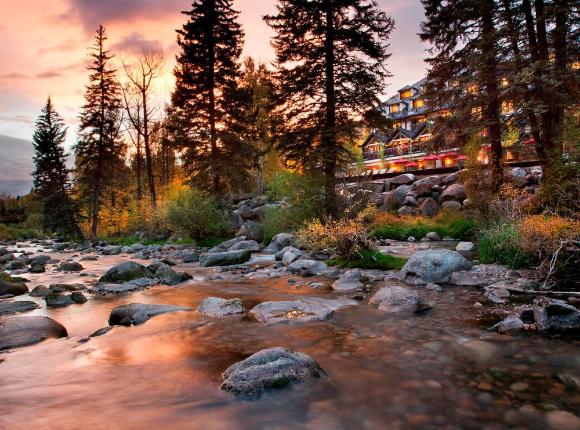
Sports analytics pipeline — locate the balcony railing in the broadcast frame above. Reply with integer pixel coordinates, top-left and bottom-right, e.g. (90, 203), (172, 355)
(363, 141), (430, 161)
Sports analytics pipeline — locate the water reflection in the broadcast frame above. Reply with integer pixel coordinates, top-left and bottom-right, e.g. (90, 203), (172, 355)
(0, 251), (579, 429)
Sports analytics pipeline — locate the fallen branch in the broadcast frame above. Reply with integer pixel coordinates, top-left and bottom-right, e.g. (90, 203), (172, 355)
(505, 287), (580, 298)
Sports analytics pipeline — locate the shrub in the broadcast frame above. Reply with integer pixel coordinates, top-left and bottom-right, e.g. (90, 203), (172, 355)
(478, 222), (532, 268)
(296, 218), (375, 261)
(262, 171), (326, 242)
(327, 249), (407, 270)
(0, 223), (42, 241)
(518, 214), (580, 278)
(370, 210), (476, 241)
(160, 188), (230, 240)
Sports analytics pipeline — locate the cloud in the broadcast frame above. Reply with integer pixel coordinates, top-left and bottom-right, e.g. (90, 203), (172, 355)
(0, 115), (34, 125)
(36, 70), (64, 79)
(110, 32), (163, 53)
(0, 73), (28, 79)
(37, 40), (78, 55)
(63, 0), (189, 31)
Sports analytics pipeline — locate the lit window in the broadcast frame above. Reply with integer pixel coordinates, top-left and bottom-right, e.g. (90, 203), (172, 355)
(501, 100), (514, 114)
(413, 99), (425, 109)
(501, 77), (509, 87)
(400, 89), (412, 99)
(390, 104), (399, 113)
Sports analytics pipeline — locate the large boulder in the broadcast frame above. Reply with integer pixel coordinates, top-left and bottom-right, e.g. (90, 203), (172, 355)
(419, 197), (440, 217)
(441, 200), (462, 211)
(533, 297), (580, 333)
(369, 286), (429, 313)
(250, 298), (355, 324)
(332, 269), (363, 292)
(400, 249), (472, 284)
(287, 259), (328, 276)
(99, 261), (152, 284)
(30, 285), (50, 297)
(101, 245), (122, 255)
(381, 185), (413, 211)
(263, 233), (295, 254)
(0, 316), (67, 351)
(439, 183), (466, 203)
(413, 176), (442, 197)
(197, 297), (245, 318)
(388, 173), (415, 187)
(151, 263), (192, 285)
(0, 300), (39, 316)
(108, 303), (192, 326)
(229, 240), (261, 252)
(0, 276), (28, 296)
(207, 237), (245, 253)
(45, 293), (75, 308)
(281, 248), (305, 266)
(220, 347), (326, 399)
(56, 261), (84, 272)
(199, 250), (252, 267)
(237, 221), (264, 242)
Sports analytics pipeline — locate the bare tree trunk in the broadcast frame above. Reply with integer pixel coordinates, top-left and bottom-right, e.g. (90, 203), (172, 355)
(142, 87), (156, 208)
(323, 0), (337, 216)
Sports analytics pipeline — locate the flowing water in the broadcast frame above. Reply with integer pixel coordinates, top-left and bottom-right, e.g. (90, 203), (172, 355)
(0, 245), (579, 430)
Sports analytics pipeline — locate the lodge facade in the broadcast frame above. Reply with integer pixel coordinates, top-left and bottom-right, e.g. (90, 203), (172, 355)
(354, 78), (536, 176)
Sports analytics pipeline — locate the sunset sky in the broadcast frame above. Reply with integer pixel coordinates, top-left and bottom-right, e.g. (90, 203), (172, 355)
(0, 0), (427, 194)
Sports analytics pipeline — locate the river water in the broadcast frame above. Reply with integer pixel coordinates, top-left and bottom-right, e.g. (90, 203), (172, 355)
(0, 245), (579, 430)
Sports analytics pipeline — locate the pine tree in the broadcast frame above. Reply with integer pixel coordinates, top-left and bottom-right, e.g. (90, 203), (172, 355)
(32, 97), (83, 240)
(420, 0), (504, 190)
(236, 58), (281, 194)
(74, 25), (125, 239)
(170, 0), (249, 193)
(265, 0), (394, 216)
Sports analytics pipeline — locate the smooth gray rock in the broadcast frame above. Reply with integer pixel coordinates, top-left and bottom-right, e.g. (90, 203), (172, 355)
(92, 282), (145, 294)
(237, 221), (264, 242)
(57, 261), (84, 272)
(287, 259), (328, 276)
(70, 291), (88, 304)
(413, 176), (442, 196)
(26, 255), (51, 265)
(250, 298), (355, 324)
(439, 183), (466, 203)
(45, 293), (74, 308)
(456, 241), (475, 252)
(30, 285), (50, 297)
(199, 250), (252, 267)
(332, 269), (363, 292)
(28, 261), (46, 273)
(420, 197), (440, 216)
(400, 249), (472, 284)
(208, 237), (245, 253)
(49, 283), (85, 293)
(263, 233), (295, 254)
(370, 286), (430, 313)
(108, 303), (192, 326)
(0, 316), (67, 351)
(102, 245), (121, 255)
(282, 248), (305, 266)
(441, 200), (462, 211)
(491, 317), (524, 334)
(229, 240), (261, 252)
(153, 263), (192, 285)
(424, 231), (441, 241)
(0, 300), (39, 316)
(180, 251), (199, 263)
(0, 277), (28, 296)
(533, 297), (580, 333)
(220, 347), (326, 399)
(99, 262), (153, 283)
(197, 297), (245, 318)
(6, 260), (26, 270)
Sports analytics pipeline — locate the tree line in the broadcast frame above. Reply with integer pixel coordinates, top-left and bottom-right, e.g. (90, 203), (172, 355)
(31, 0), (577, 240)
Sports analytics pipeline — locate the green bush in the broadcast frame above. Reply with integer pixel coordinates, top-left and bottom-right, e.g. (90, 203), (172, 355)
(0, 223), (42, 241)
(262, 172), (325, 242)
(478, 222), (532, 268)
(160, 188), (231, 240)
(326, 249), (407, 270)
(371, 212), (476, 241)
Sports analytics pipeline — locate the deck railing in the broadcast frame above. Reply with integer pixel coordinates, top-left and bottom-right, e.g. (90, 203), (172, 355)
(363, 141), (430, 161)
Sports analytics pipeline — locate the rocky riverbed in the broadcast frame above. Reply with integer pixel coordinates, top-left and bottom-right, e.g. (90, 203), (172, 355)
(0, 238), (579, 430)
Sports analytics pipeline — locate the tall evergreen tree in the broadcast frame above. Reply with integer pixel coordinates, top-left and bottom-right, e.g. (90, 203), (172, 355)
(32, 97), (83, 240)
(420, 0), (504, 189)
(265, 0), (394, 215)
(74, 25), (124, 238)
(170, 0), (249, 193)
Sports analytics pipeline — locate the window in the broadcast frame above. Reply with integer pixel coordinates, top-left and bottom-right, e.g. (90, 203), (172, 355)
(501, 100), (514, 114)
(413, 99), (425, 109)
(390, 104), (399, 113)
(400, 89), (412, 99)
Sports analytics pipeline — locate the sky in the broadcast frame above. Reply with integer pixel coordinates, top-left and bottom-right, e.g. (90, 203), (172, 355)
(0, 0), (428, 195)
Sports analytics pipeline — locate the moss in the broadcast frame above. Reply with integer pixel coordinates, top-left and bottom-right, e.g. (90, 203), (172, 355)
(327, 249), (407, 270)
(371, 216), (476, 241)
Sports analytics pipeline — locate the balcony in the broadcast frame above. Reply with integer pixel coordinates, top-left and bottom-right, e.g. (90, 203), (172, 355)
(363, 141), (430, 161)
